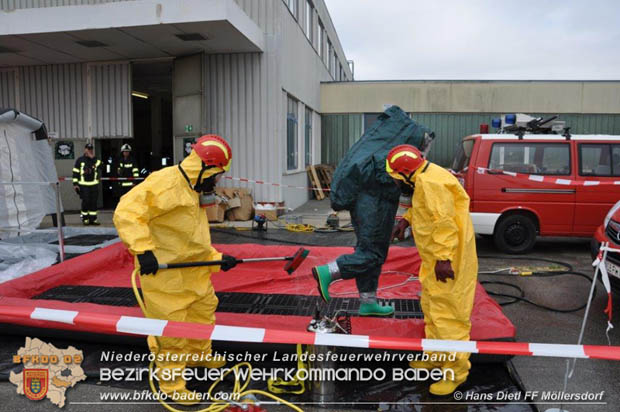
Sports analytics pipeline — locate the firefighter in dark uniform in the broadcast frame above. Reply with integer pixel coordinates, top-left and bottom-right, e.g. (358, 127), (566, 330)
(73, 143), (102, 225)
(117, 143), (139, 197)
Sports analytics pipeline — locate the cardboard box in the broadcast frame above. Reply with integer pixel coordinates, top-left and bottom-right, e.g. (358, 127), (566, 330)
(230, 188), (254, 221)
(222, 188), (254, 221)
(227, 196), (242, 209)
(206, 197), (227, 223)
(254, 203), (278, 221)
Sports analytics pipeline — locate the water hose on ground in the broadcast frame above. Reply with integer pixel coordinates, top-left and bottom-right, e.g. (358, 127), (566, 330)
(266, 344), (309, 395)
(478, 256), (596, 313)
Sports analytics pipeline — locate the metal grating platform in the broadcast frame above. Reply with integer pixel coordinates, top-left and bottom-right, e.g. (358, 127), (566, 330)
(33, 286), (423, 319)
(49, 234), (118, 246)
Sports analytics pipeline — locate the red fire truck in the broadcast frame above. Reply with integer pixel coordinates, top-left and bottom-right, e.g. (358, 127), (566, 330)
(451, 114), (620, 253)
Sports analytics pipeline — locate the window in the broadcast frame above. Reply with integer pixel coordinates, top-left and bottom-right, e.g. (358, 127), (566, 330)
(327, 40), (333, 70)
(579, 144), (620, 176)
(305, 107), (313, 166)
(287, 96), (299, 171)
(305, 0), (314, 43)
(488, 143), (570, 175)
(452, 139), (475, 172)
(318, 21), (324, 58)
(286, 0), (298, 20)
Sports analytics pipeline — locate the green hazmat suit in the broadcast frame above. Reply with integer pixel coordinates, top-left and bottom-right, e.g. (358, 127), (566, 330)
(113, 150), (223, 395)
(330, 106), (431, 293)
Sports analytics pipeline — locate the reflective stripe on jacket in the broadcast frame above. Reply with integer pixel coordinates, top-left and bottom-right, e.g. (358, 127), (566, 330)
(73, 156), (102, 186)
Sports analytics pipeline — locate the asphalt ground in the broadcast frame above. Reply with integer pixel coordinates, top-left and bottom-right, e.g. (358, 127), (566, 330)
(2, 211), (619, 412)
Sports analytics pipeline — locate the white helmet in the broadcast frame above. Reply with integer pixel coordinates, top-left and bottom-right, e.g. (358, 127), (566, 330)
(120, 144), (132, 152)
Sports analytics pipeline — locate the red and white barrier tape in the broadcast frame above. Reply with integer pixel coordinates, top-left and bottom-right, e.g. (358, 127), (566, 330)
(224, 176), (330, 192)
(472, 167), (620, 186)
(2, 305), (619, 361)
(57, 175), (329, 191)
(58, 177), (145, 182)
(593, 244), (620, 340)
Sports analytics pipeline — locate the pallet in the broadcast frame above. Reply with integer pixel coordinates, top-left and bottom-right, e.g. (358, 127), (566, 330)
(306, 164), (335, 200)
(315, 165), (334, 189)
(306, 165), (325, 200)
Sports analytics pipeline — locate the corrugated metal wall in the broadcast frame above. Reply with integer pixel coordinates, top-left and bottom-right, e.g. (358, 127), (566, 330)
(0, 69), (18, 108)
(412, 113), (502, 167)
(560, 113), (620, 134)
(322, 113), (620, 168)
(88, 62), (131, 138)
(233, 0), (267, 30)
(0, 0), (135, 10)
(19, 64), (88, 139)
(204, 52), (281, 202)
(16, 63), (131, 139)
(321, 114), (361, 166)
(201, 0), (281, 202)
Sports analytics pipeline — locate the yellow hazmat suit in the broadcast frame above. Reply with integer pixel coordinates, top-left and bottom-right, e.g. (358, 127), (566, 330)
(396, 161), (478, 392)
(113, 150), (223, 395)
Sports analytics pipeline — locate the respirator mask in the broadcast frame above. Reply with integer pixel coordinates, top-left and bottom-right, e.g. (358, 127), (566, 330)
(179, 163), (221, 208)
(397, 179), (414, 208)
(196, 164), (221, 208)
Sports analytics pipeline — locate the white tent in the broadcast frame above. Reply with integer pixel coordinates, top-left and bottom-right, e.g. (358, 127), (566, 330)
(0, 108), (61, 236)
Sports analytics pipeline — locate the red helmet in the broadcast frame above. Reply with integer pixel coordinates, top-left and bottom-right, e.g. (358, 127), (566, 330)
(193, 134), (232, 171)
(386, 145), (424, 176)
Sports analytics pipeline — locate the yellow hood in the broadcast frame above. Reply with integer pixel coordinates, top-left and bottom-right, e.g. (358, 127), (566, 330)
(179, 151), (224, 186)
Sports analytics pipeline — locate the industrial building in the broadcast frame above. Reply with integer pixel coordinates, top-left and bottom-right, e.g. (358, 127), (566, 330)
(0, 0), (352, 211)
(2, 2), (620, 213)
(321, 80), (620, 167)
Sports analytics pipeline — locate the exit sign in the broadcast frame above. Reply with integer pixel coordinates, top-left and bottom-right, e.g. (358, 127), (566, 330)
(184, 124), (193, 133)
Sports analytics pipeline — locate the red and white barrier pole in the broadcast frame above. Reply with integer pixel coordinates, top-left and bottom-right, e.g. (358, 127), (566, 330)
(1, 305), (619, 361)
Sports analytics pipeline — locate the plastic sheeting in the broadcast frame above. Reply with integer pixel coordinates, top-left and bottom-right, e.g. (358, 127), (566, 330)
(2, 226), (119, 255)
(0, 227), (119, 285)
(0, 242), (515, 342)
(0, 109), (59, 237)
(0, 243), (57, 284)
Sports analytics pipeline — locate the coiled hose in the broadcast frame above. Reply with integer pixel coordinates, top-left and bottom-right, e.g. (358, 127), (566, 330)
(130, 271), (303, 412)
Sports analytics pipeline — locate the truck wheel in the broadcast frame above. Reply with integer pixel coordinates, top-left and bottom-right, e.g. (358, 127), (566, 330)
(493, 214), (537, 254)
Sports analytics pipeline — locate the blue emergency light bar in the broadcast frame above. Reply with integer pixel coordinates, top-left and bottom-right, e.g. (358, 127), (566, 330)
(505, 114), (516, 125)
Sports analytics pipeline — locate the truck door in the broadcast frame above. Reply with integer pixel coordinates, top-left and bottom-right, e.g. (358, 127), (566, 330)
(476, 141), (575, 235)
(573, 142), (620, 235)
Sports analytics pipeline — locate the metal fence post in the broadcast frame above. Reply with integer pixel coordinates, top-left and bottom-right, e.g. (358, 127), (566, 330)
(54, 182), (65, 262)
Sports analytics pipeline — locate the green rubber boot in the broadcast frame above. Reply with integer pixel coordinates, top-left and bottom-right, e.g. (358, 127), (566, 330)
(312, 264), (333, 302)
(359, 302), (394, 317)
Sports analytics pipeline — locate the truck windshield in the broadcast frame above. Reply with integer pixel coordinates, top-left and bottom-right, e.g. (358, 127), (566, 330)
(452, 139), (474, 172)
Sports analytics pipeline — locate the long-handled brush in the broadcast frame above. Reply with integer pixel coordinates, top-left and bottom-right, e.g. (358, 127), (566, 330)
(157, 247), (309, 275)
